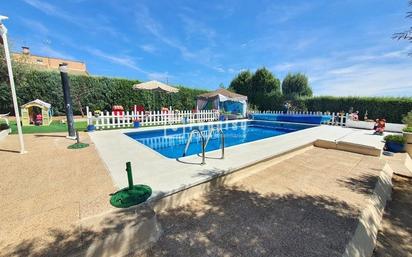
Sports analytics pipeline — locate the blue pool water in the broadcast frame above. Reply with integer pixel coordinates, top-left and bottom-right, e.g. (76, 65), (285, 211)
(251, 113), (332, 124)
(125, 121), (314, 159)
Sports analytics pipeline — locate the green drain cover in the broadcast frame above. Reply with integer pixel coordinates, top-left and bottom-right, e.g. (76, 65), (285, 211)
(110, 184), (152, 208)
(68, 142), (89, 149)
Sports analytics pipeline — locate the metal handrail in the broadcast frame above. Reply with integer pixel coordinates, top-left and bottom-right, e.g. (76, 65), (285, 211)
(204, 128), (225, 159)
(182, 128), (206, 164)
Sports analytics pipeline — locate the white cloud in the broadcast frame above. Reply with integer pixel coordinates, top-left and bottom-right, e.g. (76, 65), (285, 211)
(272, 63), (296, 72)
(39, 45), (74, 60)
(269, 45), (412, 96)
(313, 64), (412, 96)
(258, 2), (316, 24)
(148, 72), (173, 82)
(134, 4), (236, 76)
(85, 47), (147, 74)
(23, 0), (127, 40)
(23, 0), (77, 25)
(179, 14), (216, 45)
(19, 17), (49, 35)
(348, 46), (412, 62)
(327, 65), (363, 75)
(213, 66), (225, 73)
(134, 6), (195, 59)
(83, 47), (174, 82)
(294, 37), (317, 51)
(140, 44), (157, 54)
(311, 49), (412, 96)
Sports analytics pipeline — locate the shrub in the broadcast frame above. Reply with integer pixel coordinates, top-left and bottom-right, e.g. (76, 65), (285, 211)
(301, 96), (412, 123)
(403, 127), (412, 133)
(384, 135), (406, 144)
(258, 91), (284, 111)
(402, 111), (412, 127)
(0, 70), (208, 115)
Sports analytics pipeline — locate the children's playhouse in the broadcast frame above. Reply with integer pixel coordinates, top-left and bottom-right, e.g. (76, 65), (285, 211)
(21, 99), (53, 126)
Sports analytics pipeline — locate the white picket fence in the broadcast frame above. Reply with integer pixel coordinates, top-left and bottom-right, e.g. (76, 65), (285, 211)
(86, 106), (219, 130)
(250, 110), (349, 126)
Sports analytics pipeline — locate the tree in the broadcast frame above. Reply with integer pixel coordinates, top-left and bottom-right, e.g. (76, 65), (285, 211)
(0, 43), (28, 114)
(393, 0), (412, 55)
(218, 83), (226, 89)
(229, 70), (252, 96)
(281, 73), (313, 99)
(250, 67), (280, 108)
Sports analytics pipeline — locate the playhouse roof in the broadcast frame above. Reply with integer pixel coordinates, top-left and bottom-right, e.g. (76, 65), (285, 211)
(21, 99), (51, 109)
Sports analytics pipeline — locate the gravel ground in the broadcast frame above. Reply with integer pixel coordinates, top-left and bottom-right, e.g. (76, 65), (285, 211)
(0, 133), (115, 256)
(373, 175), (412, 257)
(140, 148), (385, 257)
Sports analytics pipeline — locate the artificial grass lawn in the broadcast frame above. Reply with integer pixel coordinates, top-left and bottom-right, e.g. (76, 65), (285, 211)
(8, 120), (186, 134)
(9, 120), (88, 134)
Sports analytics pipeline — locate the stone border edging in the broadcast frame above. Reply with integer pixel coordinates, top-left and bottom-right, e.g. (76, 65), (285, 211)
(341, 163), (393, 257)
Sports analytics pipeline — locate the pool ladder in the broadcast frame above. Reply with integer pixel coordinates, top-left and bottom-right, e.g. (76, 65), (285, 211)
(182, 128), (225, 165)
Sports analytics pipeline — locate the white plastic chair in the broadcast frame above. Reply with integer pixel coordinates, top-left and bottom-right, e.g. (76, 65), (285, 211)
(0, 112), (10, 125)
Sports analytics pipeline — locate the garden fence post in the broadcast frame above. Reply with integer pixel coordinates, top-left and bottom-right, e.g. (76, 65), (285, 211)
(86, 106), (90, 126)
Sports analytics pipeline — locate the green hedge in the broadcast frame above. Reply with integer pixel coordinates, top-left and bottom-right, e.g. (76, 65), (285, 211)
(3, 70), (411, 123)
(0, 70), (208, 115)
(295, 96), (412, 123)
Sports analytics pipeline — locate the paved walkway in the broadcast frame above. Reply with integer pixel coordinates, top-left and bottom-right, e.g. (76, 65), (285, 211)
(140, 148), (386, 257)
(0, 133), (115, 256)
(373, 175), (412, 257)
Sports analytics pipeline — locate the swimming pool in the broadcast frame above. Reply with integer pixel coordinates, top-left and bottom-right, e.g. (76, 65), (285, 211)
(125, 121), (314, 159)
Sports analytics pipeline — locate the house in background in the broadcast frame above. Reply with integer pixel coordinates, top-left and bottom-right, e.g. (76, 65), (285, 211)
(12, 46), (88, 75)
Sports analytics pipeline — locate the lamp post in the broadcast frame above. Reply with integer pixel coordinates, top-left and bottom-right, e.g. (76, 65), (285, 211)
(0, 16), (26, 154)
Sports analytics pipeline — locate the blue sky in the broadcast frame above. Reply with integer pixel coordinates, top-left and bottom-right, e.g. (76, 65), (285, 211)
(2, 0), (412, 96)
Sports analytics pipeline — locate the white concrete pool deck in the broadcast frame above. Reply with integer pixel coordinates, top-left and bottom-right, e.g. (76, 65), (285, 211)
(88, 120), (390, 199)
